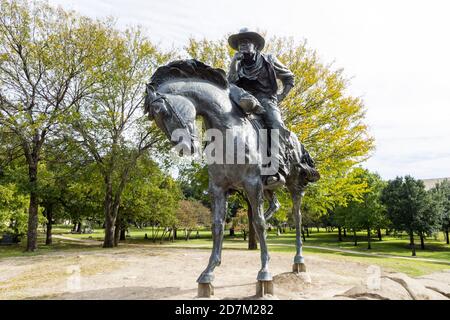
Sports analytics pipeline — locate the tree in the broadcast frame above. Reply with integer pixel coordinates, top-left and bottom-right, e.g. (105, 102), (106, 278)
(381, 176), (441, 256)
(176, 199), (210, 241)
(344, 169), (387, 249)
(232, 208), (249, 240)
(0, 0), (112, 251)
(119, 155), (182, 244)
(433, 180), (450, 244)
(70, 26), (173, 247)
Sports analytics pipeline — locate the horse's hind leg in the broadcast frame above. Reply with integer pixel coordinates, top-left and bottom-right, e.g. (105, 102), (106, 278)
(245, 180), (271, 281)
(290, 188), (306, 272)
(263, 190), (280, 221)
(197, 184), (227, 284)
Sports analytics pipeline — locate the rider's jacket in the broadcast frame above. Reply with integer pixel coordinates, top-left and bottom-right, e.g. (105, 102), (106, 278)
(228, 52), (295, 99)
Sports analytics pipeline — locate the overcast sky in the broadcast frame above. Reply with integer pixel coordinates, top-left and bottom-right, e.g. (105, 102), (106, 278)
(48, 0), (450, 180)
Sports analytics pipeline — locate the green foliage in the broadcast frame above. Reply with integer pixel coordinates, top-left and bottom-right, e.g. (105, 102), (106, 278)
(433, 180), (450, 232)
(121, 156), (182, 228)
(177, 161), (210, 205)
(0, 182), (28, 235)
(381, 176), (443, 237)
(176, 199), (210, 230)
(334, 168), (387, 232)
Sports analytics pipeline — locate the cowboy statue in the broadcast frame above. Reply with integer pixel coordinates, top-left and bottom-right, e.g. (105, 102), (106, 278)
(227, 27), (318, 186)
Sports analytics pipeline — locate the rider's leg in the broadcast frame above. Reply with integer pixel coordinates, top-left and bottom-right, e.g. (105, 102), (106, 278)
(259, 97), (289, 184)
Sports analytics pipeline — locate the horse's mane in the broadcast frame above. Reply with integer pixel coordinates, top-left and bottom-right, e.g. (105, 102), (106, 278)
(150, 59), (229, 89)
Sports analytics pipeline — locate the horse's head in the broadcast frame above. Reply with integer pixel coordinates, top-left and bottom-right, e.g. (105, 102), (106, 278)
(144, 83), (198, 155)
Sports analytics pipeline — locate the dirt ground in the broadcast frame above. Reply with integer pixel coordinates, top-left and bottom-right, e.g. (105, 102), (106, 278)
(0, 246), (449, 300)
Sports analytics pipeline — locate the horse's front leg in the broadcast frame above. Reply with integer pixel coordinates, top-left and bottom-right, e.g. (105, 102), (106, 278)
(291, 190), (306, 272)
(197, 184), (227, 284)
(245, 179), (271, 281)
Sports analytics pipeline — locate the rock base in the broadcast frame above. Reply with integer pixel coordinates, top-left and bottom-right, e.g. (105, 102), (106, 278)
(256, 280), (274, 297)
(292, 263), (306, 273)
(197, 283), (214, 298)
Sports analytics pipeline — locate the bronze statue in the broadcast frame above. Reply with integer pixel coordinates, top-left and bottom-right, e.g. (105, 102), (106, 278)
(144, 55), (319, 292)
(144, 29), (320, 296)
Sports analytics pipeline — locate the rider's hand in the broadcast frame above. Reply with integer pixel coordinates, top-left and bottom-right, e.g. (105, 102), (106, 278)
(234, 52), (244, 61)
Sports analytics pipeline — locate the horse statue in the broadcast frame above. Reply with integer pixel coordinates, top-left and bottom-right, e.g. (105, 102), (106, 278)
(143, 59), (319, 294)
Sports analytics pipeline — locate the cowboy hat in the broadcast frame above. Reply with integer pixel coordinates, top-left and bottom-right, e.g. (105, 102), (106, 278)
(228, 27), (265, 51)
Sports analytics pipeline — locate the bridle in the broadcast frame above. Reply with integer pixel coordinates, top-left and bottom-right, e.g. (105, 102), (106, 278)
(146, 86), (198, 144)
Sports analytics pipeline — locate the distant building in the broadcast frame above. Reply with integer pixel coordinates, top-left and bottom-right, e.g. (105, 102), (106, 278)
(421, 177), (450, 190)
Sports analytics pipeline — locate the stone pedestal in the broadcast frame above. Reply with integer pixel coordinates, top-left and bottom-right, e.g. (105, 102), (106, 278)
(256, 280), (274, 297)
(292, 263), (306, 273)
(198, 283), (214, 298)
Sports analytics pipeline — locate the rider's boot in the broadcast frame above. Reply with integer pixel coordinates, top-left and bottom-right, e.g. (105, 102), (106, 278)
(266, 172), (286, 186)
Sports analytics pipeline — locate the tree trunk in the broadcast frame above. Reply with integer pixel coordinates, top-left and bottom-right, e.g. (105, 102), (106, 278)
(420, 232), (425, 250)
(243, 230), (247, 241)
(446, 228), (449, 245)
(338, 227), (342, 242)
(377, 228), (382, 241)
(247, 199), (257, 250)
(26, 161), (39, 252)
(306, 226), (309, 237)
(103, 213), (116, 248)
(317, 227), (320, 232)
(353, 230), (357, 246)
(410, 231), (416, 256)
(173, 227), (177, 240)
(367, 228), (371, 249)
(113, 224), (120, 247)
(103, 177), (116, 248)
(229, 227), (235, 236)
(76, 222), (82, 233)
(343, 228), (347, 237)
(302, 228), (306, 242)
(45, 206), (53, 245)
(120, 227), (126, 241)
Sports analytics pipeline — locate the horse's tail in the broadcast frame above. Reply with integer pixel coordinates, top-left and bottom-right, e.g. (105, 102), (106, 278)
(290, 133), (320, 183)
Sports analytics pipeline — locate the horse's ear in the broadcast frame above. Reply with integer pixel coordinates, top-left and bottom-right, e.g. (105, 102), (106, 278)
(146, 83), (156, 97)
(144, 84), (156, 117)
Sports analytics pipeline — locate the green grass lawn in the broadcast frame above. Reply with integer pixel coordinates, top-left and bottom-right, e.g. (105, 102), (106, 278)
(2, 225), (449, 277)
(56, 225), (450, 261)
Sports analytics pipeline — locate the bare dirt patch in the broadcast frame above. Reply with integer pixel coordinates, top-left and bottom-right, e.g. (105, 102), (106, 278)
(0, 246), (449, 300)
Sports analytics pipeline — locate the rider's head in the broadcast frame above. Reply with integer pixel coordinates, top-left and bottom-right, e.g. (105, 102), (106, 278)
(238, 38), (256, 55)
(228, 28), (265, 57)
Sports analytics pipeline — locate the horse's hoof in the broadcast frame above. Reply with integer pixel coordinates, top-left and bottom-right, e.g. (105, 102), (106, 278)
(257, 270), (272, 281)
(197, 272), (215, 284)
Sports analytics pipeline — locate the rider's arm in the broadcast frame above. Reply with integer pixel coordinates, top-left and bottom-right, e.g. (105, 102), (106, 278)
(271, 55), (295, 102)
(227, 53), (242, 84)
